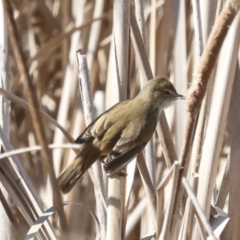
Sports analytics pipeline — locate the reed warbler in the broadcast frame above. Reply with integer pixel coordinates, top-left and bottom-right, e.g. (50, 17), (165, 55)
(58, 77), (184, 193)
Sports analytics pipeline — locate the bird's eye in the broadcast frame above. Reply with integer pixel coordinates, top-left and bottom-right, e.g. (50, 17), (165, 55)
(165, 90), (170, 96)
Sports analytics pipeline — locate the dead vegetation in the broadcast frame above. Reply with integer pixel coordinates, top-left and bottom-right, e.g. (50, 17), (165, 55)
(0, 0), (240, 239)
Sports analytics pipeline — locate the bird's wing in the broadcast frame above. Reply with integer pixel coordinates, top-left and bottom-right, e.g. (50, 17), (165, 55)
(75, 112), (113, 143)
(75, 100), (130, 144)
(104, 143), (146, 176)
(103, 108), (157, 176)
(103, 120), (147, 175)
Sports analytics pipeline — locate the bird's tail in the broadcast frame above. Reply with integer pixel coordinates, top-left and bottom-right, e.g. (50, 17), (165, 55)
(58, 157), (86, 194)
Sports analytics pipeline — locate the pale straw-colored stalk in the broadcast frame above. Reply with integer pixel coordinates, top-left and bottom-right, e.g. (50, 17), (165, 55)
(0, 126), (58, 240)
(193, 10), (240, 239)
(221, 54), (240, 239)
(3, 0), (68, 234)
(106, 1), (130, 239)
(0, 0), (10, 238)
(76, 50), (107, 240)
(173, 0), (187, 155)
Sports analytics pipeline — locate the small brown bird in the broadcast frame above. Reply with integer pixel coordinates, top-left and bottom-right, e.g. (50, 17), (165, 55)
(58, 77), (184, 193)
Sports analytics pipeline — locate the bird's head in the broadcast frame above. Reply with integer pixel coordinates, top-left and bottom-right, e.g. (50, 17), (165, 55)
(138, 77), (185, 111)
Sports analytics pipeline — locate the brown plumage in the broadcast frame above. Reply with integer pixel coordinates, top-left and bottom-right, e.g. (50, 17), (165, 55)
(58, 77), (184, 193)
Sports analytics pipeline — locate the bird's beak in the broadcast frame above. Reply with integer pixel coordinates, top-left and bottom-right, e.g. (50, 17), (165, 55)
(176, 93), (186, 100)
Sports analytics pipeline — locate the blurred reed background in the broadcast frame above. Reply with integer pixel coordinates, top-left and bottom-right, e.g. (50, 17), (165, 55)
(0, 0), (240, 239)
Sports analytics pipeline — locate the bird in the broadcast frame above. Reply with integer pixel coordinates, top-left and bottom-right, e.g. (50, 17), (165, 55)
(58, 77), (184, 193)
